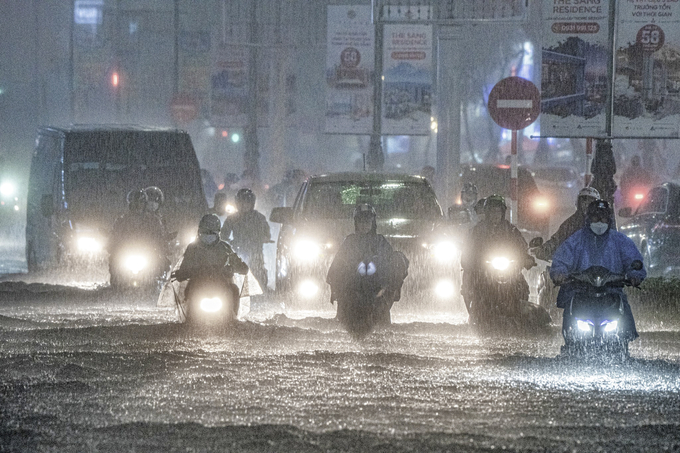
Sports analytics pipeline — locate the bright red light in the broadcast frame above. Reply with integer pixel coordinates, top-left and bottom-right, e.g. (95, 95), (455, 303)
(112, 72), (119, 87)
(221, 130), (228, 138)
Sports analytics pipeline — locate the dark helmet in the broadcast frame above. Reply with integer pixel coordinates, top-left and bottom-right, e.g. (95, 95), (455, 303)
(462, 182), (478, 196)
(484, 194), (507, 212)
(235, 188), (256, 205)
(144, 186), (164, 205)
(126, 189), (147, 210)
(353, 203), (377, 233)
(198, 213), (222, 234)
(586, 199), (612, 222)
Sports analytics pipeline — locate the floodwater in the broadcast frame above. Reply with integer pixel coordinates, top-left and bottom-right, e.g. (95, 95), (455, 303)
(1, 270), (680, 452)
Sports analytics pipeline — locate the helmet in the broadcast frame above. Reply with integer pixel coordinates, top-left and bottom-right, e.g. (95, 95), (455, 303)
(462, 182), (478, 196)
(484, 194), (507, 212)
(235, 188), (256, 205)
(144, 186), (164, 205)
(577, 186), (600, 207)
(353, 203), (376, 220)
(586, 199), (612, 222)
(198, 213), (222, 234)
(126, 189), (147, 210)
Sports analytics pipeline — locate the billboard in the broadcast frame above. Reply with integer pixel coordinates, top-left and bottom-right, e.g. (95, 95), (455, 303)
(613, 0), (680, 137)
(381, 24), (433, 135)
(541, 0), (610, 137)
(325, 6), (374, 134)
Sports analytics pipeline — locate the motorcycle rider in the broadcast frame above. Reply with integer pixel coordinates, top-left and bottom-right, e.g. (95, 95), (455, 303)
(461, 195), (536, 323)
(460, 182), (480, 226)
(532, 187), (600, 261)
(174, 213), (249, 319)
(326, 204), (409, 326)
(109, 190), (167, 285)
(550, 200), (646, 341)
(220, 188), (271, 291)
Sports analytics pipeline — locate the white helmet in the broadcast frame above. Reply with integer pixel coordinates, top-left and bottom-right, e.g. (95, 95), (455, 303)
(577, 186), (600, 207)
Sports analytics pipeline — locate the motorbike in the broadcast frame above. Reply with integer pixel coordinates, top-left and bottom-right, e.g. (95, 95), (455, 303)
(528, 237), (561, 321)
(108, 241), (170, 291)
(559, 262), (642, 359)
(334, 252), (407, 338)
(467, 247), (551, 332)
(159, 263), (262, 328)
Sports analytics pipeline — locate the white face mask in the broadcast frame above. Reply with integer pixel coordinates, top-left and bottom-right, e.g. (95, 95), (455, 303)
(199, 233), (219, 245)
(590, 222), (609, 236)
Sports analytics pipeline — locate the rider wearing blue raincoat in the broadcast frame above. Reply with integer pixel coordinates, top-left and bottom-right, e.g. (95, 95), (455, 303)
(550, 200), (646, 338)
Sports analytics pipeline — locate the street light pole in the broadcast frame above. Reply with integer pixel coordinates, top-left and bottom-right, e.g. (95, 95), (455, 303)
(368, 20), (384, 171)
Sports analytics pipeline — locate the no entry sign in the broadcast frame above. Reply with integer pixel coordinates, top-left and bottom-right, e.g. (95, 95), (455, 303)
(488, 77), (540, 130)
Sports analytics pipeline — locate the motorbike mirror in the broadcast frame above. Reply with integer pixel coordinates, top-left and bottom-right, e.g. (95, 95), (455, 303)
(618, 207), (633, 218)
(529, 237), (544, 248)
(630, 260), (643, 271)
(447, 205), (470, 225)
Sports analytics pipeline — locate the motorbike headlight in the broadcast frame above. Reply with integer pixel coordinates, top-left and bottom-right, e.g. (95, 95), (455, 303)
(432, 241), (457, 263)
(124, 254), (148, 275)
(225, 203), (237, 214)
(602, 319), (618, 332)
(293, 239), (323, 262)
(77, 236), (103, 253)
(577, 319), (594, 332)
(490, 256), (511, 271)
(200, 297), (223, 313)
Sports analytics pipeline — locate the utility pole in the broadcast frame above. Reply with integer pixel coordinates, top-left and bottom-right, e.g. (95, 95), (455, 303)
(244, 0), (260, 178)
(368, 20), (385, 171)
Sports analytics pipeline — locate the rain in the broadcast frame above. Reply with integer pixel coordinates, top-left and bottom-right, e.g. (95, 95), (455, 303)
(2, 1), (680, 452)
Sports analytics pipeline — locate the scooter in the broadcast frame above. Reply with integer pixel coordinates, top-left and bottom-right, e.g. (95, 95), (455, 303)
(108, 232), (177, 291)
(468, 247), (551, 332)
(559, 261), (642, 359)
(159, 263), (262, 328)
(334, 253), (406, 338)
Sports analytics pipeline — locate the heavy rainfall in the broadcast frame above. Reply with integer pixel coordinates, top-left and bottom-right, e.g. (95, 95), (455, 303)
(1, 1), (680, 452)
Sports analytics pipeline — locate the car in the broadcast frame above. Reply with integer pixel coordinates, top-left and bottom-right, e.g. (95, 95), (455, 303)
(269, 172), (459, 303)
(25, 125), (207, 272)
(457, 163), (552, 236)
(618, 181), (680, 277)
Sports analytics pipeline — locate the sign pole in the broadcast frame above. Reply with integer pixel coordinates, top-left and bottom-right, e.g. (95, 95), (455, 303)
(585, 137), (593, 187)
(510, 130), (518, 225)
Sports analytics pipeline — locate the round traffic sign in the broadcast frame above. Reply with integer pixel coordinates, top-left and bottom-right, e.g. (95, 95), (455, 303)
(488, 77), (540, 130)
(170, 93), (199, 124)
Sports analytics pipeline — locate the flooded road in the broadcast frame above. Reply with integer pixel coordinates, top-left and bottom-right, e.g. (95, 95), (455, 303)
(1, 279), (680, 452)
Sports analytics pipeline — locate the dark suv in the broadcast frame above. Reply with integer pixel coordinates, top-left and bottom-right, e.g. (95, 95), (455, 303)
(269, 172), (459, 303)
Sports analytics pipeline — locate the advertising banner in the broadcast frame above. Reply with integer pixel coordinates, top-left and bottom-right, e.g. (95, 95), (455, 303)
(541, 0), (610, 137)
(210, 44), (249, 127)
(325, 6), (374, 134)
(613, 0), (680, 137)
(381, 24), (433, 135)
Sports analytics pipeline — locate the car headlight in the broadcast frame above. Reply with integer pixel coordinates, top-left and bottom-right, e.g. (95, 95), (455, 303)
(0, 181), (15, 198)
(489, 256), (511, 271)
(577, 319), (594, 332)
(200, 297), (223, 313)
(225, 203), (237, 214)
(298, 279), (319, 299)
(434, 279), (455, 299)
(124, 254), (148, 274)
(533, 197), (550, 213)
(293, 239), (331, 262)
(432, 241), (457, 263)
(77, 236), (103, 253)
(602, 319), (618, 332)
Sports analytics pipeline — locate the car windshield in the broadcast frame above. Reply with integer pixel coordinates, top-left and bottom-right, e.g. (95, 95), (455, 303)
(302, 180), (442, 220)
